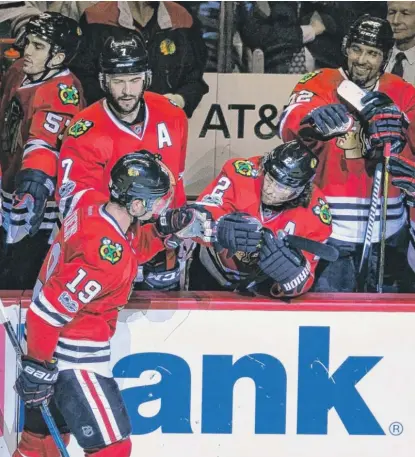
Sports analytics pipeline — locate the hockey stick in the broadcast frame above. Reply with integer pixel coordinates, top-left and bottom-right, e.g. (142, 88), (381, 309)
(0, 299), (70, 457)
(378, 143), (392, 293)
(235, 232), (339, 291)
(357, 161), (383, 292)
(285, 234), (339, 262)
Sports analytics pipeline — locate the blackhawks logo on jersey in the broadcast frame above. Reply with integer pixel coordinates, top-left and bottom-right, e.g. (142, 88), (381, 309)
(58, 83), (79, 106)
(298, 70), (320, 84)
(312, 198), (332, 225)
(233, 160), (258, 178)
(68, 119), (94, 138)
(99, 237), (123, 264)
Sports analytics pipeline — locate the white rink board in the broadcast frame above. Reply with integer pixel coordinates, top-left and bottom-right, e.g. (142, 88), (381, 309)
(64, 309), (415, 457)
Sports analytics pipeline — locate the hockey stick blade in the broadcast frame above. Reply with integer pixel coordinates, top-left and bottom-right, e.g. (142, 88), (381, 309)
(285, 234), (339, 262)
(337, 80), (367, 112)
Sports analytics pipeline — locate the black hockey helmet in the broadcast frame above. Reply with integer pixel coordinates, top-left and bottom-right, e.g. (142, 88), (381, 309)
(24, 12), (82, 64)
(99, 33), (152, 89)
(109, 151), (172, 214)
(262, 140), (319, 188)
(342, 15), (394, 61)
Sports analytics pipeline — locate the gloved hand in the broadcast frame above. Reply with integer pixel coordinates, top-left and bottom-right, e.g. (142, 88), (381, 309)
(156, 207), (195, 236)
(300, 104), (353, 140)
(216, 212), (262, 258)
(359, 92), (409, 157)
(389, 154), (415, 206)
(156, 205), (215, 248)
(258, 230), (311, 294)
(360, 92), (397, 122)
(14, 356), (59, 409)
(12, 169), (55, 237)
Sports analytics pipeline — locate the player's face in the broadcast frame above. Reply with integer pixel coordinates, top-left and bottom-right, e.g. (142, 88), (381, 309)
(22, 34), (51, 76)
(346, 42), (384, 88)
(130, 199), (152, 221)
(107, 73), (145, 114)
(387, 2), (415, 45)
(261, 173), (304, 206)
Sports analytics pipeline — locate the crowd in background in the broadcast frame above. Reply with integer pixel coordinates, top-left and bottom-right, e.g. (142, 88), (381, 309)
(2, 2), (415, 81)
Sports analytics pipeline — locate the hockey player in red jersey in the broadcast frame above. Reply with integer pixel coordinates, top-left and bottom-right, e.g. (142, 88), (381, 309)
(57, 32), (190, 292)
(279, 15), (415, 292)
(13, 152), (205, 457)
(189, 140), (332, 298)
(0, 12), (84, 289)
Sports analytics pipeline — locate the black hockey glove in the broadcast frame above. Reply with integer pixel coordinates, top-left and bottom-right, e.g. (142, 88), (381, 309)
(388, 155), (415, 207)
(14, 356), (59, 409)
(258, 230), (311, 294)
(13, 169), (56, 237)
(359, 92), (409, 157)
(156, 207), (195, 236)
(300, 104), (353, 140)
(155, 205), (215, 248)
(216, 212), (263, 258)
(360, 92), (397, 122)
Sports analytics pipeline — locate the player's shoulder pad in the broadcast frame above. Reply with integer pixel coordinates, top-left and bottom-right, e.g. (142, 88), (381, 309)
(65, 104), (97, 139)
(310, 186), (332, 227)
(224, 156), (261, 179)
(67, 206), (129, 269)
(380, 72), (415, 101)
(144, 91), (187, 119)
(35, 71), (80, 109)
(294, 68), (342, 91)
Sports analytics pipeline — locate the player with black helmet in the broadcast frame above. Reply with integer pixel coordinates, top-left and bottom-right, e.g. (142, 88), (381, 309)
(279, 14), (415, 292)
(13, 151), (207, 457)
(0, 12), (84, 290)
(58, 32), (191, 292)
(189, 140), (332, 298)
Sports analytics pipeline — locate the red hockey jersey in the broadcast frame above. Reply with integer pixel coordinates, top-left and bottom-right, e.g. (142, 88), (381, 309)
(196, 156), (332, 297)
(279, 68), (415, 243)
(26, 189), (165, 377)
(0, 59), (85, 231)
(56, 92), (188, 212)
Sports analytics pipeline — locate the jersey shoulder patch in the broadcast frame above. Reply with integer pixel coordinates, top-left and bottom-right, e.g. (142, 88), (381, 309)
(298, 71), (321, 84)
(99, 237), (124, 265)
(68, 118), (94, 138)
(232, 159), (259, 178)
(312, 197), (332, 225)
(58, 83), (80, 106)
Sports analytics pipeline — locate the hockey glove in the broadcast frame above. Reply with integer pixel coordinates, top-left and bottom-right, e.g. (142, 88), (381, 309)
(389, 155), (415, 207)
(156, 205), (215, 248)
(258, 230), (311, 294)
(300, 104), (353, 140)
(14, 356), (58, 409)
(12, 169), (56, 238)
(216, 212), (263, 258)
(360, 92), (397, 122)
(363, 111), (408, 158)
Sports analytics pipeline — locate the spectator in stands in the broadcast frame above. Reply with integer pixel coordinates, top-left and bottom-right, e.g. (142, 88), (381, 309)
(239, 2), (387, 73)
(0, 2), (97, 38)
(194, 1), (246, 72)
(386, 1), (415, 84)
(70, 1), (208, 117)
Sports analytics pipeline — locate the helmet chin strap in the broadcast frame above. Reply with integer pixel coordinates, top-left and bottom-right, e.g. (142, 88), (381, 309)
(28, 46), (63, 82)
